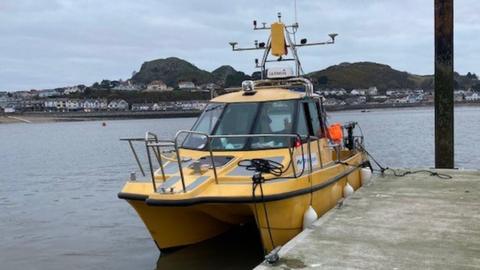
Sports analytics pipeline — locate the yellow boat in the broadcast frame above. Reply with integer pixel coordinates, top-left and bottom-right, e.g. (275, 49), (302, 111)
(118, 13), (371, 259)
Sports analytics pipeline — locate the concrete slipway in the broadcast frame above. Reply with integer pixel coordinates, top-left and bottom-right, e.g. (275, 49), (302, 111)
(256, 169), (480, 270)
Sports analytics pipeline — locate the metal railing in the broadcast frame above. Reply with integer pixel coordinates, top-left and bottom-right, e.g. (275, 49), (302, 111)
(120, 134), (175, 192)
(122, 129), (364, 193)
(122, 130), (312, 193)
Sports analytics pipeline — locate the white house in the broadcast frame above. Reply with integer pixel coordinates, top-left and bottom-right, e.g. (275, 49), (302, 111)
(64, 86), (83, 95)
(146, 80), (169, 91)
(178, 81), (196, 90)
(366, 87), (378, 96)
(113, 81), (142, 91)
(82, 99), (108, 111)
(350, 89), (366, 96)
(4, 106), (15, 113)
(66, 99), (81, 111)
(43, 98), (67, 111)
(108, 99), (129, 111)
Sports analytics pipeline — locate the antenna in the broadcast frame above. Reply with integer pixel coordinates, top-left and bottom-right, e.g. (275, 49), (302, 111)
(229, 11), (338, 78)
(294, 0), (298, 25)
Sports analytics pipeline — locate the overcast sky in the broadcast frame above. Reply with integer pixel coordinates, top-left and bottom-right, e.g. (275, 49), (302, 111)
(1, 0), (479, 91)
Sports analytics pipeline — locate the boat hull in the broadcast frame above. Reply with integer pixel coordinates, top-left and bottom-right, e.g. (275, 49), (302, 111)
(123, 162), (363, 252)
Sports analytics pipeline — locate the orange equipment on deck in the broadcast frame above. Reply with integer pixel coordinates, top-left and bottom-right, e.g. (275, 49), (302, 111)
(328, 123), (343, 144)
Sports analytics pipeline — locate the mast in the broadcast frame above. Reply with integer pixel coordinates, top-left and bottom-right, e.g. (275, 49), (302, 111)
(229, 12), (337, 79)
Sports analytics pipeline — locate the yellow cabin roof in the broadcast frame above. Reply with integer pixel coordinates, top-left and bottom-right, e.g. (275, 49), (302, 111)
(211, 88), (304, 103)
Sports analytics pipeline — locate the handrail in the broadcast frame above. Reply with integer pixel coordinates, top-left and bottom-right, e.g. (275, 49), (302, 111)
(225, 77), (315, 97)
(175, 130), (306, 189)
(123, 130), (312, 194)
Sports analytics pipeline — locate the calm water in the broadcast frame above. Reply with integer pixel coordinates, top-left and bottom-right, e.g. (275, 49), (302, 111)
(1, 107), (479, 269)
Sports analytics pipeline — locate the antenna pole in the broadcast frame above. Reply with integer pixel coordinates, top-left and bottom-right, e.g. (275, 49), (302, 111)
(294, 0), (298, 24)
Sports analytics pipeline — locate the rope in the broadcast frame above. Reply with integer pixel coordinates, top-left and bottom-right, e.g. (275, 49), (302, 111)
(251, 174), (275, 254)
(239, 159), (286, 253)
(356, 143), (452, 180)
(386, 168), (452, 179)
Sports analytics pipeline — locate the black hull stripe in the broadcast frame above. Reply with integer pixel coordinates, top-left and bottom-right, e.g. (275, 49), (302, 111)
(118, 193), (148, 201)
(118, 165), (360, 206)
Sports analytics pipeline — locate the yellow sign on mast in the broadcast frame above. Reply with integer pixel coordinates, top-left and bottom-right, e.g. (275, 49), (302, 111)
(270, 22), (287, 57)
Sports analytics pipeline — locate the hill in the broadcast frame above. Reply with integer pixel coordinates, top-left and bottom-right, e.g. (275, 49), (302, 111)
(308, 62), (480, 91)
(129, 57), (479, 91)
(131, 57), (213, 87)
(307, 62), (425, 91)
(212, 65), (237, 84)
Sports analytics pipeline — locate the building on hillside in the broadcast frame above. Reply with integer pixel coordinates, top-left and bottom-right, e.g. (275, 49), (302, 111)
(146, 80), (170, 91)
(14, 90), (38, 99)
(39, 89), (58, 98)
(350, 89), (366, 96)
(113, 80), (142, 91)
(366, 87), (378, 96)
(316, 89), (347, 96)
(178, 81), (196, 90)
(64, 86), (84, 95)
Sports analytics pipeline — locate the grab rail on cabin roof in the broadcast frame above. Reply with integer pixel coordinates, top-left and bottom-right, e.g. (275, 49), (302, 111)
(225, 77), (314, 96)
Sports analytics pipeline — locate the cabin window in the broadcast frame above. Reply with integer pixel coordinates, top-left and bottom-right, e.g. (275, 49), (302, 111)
(250, 100), (296, 149)
(193, 103), (225, 133)
(211, 103), (259, 150)
(183, 103), (225, 149)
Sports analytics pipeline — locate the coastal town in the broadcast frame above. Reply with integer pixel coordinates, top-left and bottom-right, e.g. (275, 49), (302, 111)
(1, 80), (480, 114)
(2, 58), (480, 115)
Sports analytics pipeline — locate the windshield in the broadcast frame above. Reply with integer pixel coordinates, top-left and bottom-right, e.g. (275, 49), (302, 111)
(250, 100), (295, 149)
(182, 100), (297, 150)
(182, 103), (224, 149)
(211, 103), (259, 150)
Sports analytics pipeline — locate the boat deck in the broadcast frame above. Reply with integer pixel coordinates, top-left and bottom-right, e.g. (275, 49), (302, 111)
(256, 169), (480, 269)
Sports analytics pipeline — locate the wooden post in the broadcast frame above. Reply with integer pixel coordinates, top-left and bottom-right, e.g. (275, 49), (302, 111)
(434, 0), (454, 168)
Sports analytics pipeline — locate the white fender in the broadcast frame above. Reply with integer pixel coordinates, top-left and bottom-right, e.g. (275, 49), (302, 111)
(343, 182), (354, 198)
(302, 205), (318, 230)
(361, 167), (373, 185)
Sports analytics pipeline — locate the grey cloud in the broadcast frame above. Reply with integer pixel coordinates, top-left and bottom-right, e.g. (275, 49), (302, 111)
(0, 0), (479, 91)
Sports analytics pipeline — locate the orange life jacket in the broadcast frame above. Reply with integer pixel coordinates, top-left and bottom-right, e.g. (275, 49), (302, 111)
(327, 123), (343, 144)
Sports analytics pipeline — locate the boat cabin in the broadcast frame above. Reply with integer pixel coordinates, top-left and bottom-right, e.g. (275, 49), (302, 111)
(183, 85), (327, 152)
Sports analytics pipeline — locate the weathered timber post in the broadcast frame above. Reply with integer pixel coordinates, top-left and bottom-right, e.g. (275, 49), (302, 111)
(434, 0), (454, 168)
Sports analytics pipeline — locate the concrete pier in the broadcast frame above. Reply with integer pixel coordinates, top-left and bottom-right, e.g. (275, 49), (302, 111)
(256, 170), (480, 269)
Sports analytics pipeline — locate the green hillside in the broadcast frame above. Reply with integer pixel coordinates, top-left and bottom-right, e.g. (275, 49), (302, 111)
(308, 62), (423, 91)
(131, 57), (213, 87)
(129, 57), (479, 91)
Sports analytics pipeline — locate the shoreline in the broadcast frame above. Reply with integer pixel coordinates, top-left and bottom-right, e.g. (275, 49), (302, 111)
(0, 111), (201, 124)
(1, 102), (479, 124)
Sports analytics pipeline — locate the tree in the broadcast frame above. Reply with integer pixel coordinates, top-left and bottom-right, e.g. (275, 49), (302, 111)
(100, 80), (112, 89)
